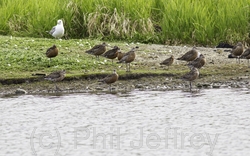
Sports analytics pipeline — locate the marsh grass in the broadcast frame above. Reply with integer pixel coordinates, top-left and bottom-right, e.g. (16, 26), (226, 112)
(0, 0), (249, 45)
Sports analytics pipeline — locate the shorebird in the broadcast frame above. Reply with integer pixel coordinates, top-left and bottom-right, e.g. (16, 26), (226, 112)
(229, 42), (244, 63)
(177, 47), (198, 62)
(44, 70), (66, 91)
(45, 70), (66, 82)
(85, 42), (107, 60)
(160, 55), (174, 69)
(98, 70), (119, 90)
(117, 46), (139, 72)
(46, 45), (58, 64)
(181, 67), (199, 92)
(239, 48), (250, 66)
(103, 46), (120, 64)
(117, 51), (125, 61)
(48, 19), (64, 39)
(187, 54), (206, 69)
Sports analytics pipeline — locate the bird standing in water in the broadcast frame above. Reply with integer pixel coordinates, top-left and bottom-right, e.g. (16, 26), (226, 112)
(48, 19), (65, 39)
(98, 70), (119, 91)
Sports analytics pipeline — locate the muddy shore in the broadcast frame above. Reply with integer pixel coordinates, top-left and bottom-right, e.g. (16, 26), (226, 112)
(1, 44), (250, 95)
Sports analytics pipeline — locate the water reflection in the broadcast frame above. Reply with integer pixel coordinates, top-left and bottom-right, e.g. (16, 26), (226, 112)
(0, 88), (250, 156)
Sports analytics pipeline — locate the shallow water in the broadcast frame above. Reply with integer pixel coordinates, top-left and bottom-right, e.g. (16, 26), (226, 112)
(0, 88), (250, 156)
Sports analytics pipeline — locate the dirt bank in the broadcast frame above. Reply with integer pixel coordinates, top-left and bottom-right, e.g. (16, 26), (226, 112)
(1, 44), (250, 95)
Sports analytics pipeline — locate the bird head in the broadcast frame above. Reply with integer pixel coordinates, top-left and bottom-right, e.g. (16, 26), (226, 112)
(102, 42), (108, 46)
(131, 46), (139, 52)
(200, 54), (205, 58)
(57, 19), (63, 25)
(237, 42), (242, 45)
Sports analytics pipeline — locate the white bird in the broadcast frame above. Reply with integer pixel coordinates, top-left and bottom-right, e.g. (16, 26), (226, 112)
(49, 19), (64, 39)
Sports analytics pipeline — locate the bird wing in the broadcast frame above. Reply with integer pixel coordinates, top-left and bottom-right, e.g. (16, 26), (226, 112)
(241, 49), (250, 57)
(86, 45), (102, 53)
(161, 57), (171, 64)
(91, 45), (102, 50)
(49, 26), (56, 35)
(46, 47), (53, 55)
(119, 54), (129, 62)
(103, 49), (115, 57)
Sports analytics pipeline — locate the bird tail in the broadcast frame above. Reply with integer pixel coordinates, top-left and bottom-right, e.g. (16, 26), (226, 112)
(228, 54), (237, 58)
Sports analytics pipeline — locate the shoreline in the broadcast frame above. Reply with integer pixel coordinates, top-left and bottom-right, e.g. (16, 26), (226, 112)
(1, 71), (249, 95)
(1, 42), (250, 95)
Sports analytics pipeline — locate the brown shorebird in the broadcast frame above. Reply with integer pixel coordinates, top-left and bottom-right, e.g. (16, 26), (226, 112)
(98, 70), (119, 90)
(117, 46), (139, 72)
(46, 45), (58, 64)
(160, 55), (174, 69)
(85, 42), (107, 60)
(229, 42), (244, 63)
(44, 70), (66, 91)
(187, 54), (206, 69)
(239, 48), (250, 66)
(117, 51), (125, 61)
(45, 70), (66, 82)
(103, 46), (120, 64)
(177, 47), (198, 62)
(181, 67), (199, 92)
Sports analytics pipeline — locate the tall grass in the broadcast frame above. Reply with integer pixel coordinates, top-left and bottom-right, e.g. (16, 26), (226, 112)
(0, 0), (249, 45)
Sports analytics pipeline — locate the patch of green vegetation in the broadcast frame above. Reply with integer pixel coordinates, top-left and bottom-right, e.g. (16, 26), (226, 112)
(0, 35), (249, 85)
(0, 35), (124, 79)
(0, 0), (249, 45)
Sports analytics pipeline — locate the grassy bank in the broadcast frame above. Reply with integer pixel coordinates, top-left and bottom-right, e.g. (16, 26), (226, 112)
(0, 0), (249, 45)
(0, 35), (250, 86)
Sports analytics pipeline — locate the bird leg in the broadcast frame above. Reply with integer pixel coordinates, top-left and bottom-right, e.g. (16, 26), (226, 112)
(189, 81), (192, 92)
(55, 83), (61, 92)
(109, 84), (112, 92)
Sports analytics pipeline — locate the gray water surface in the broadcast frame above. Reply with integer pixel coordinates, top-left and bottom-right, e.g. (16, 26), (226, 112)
(0, 88), (250, 156)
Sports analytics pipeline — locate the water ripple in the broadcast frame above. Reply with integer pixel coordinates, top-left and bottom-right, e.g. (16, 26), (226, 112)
(0, 88), (249, 155)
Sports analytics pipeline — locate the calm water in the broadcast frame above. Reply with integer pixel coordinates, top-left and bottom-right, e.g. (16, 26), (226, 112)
(0, 88), (250, 156)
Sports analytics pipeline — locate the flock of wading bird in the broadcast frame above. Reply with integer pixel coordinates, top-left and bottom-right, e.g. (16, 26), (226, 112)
(44, 19), (250, 92)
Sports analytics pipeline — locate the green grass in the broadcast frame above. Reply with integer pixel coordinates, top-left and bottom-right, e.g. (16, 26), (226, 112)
(0, 35), (249, 85)
(0, 34), (189, 80)
(0, 0), (249, 45)
(0, 35), (123, 79)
